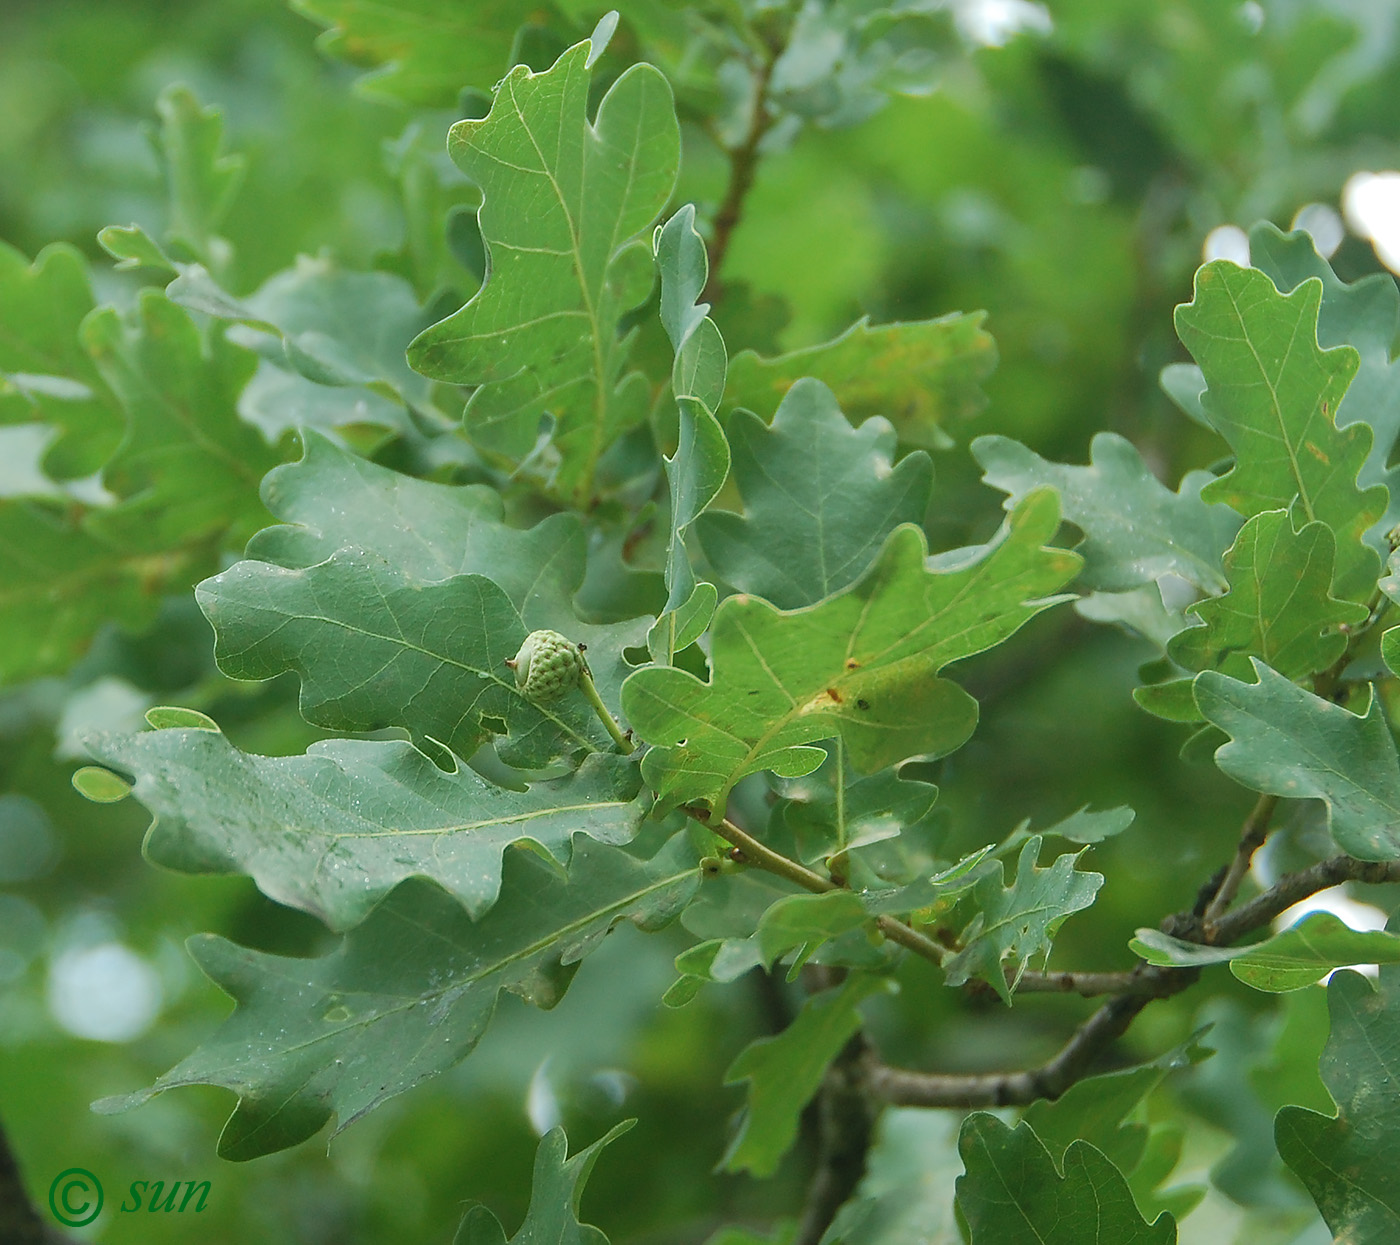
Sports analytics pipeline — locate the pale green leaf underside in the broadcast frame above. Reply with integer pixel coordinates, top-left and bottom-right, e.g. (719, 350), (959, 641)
(974, 430), (1240, 594)
(652, 204), (728, 647)
(85, 725), (646, 928)
(623, 489), (1080, 810)
(1194, 661), (1400, 859)
(1132, 913), (1400, 991)
(94, 836), (698, 1160)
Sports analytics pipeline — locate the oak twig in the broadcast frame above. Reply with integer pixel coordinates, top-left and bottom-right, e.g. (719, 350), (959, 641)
(1211, 854), (1400, 945)
(1009, 968), (1181, 997)
(1202, 793), (1278, 930)
(0, 1117), (53, 1245)
(866, 987), (1180, 1108)
(702, 50), (778, 304)
(793, 1030), (876, 1245)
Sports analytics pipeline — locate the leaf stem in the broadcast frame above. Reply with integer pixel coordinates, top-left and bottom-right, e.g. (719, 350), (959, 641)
(579, 669), (633, 753)
(682, 806), (949, 966)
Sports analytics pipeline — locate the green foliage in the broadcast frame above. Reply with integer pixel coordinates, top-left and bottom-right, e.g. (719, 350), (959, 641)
(95, 834), (698, 1159)
(722, 313), (995, 447)
(722, 975), (885, 1178)
(1195, 662), (1400, 859)
(455, 1123), (633, 1245)
(941, 836), (1103, 1004)
(1276, 965), (1400, 1242)
(624, 488), (1078, 810)
(408, 34), (680, 503)
(1177, 260), (1384, 603)
(10, 2), (1400, 1241)
(1133, 915), (1400, 992)
(956, 1115), (1175, 1244)
(1136, 509), (1367, 721)
(974, 431), (1238, 595)
(85, 725), (647, 926)
(697, 378), (932, 609)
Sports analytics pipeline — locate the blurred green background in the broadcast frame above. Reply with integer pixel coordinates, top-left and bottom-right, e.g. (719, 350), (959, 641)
(3, 1), (1400, 1241)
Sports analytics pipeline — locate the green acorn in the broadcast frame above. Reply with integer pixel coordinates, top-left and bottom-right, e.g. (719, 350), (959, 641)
(507, 629), (586, 703)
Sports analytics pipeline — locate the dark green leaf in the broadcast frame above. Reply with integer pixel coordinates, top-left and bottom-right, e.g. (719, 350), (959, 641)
(697, 378), (932, 609)
(454, 1123), (631, 1245)
(93, 835), (698, 1159)
(623, 489), (1079, 810)
(1022, 1035), (1208, 1185)
(722, 974), (886, 1177)
(197, 548), (610, 767)
(1277, 963), (1400, 1242)
(956, 1115), (1175, 1244)
(200, 433), (646, 763)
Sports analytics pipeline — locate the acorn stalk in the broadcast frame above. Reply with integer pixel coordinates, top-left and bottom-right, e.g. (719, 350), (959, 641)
(507, 629), (633, 753)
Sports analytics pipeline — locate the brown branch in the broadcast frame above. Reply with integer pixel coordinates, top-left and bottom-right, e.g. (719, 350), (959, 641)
(792, 1030), (876, 1245)
(1009, 968), (1181, 997)
(866, 849), (1400, 1112)
(1211, 854), (1400, 945)
(865, 983), (1189, 1108)
(0, 1117), (55, 1244)
(1202, 793), (1278, 930)
(702, 52), (778, 305)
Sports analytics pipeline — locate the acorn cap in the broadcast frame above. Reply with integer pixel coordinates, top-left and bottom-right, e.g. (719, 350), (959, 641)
(510, 629), (585, 702)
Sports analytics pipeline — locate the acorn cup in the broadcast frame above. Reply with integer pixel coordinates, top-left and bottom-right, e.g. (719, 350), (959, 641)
(506, 630), (633, 752)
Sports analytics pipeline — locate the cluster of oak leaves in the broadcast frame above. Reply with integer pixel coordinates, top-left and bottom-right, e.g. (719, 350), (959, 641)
(15, 22), (1399, 1243)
